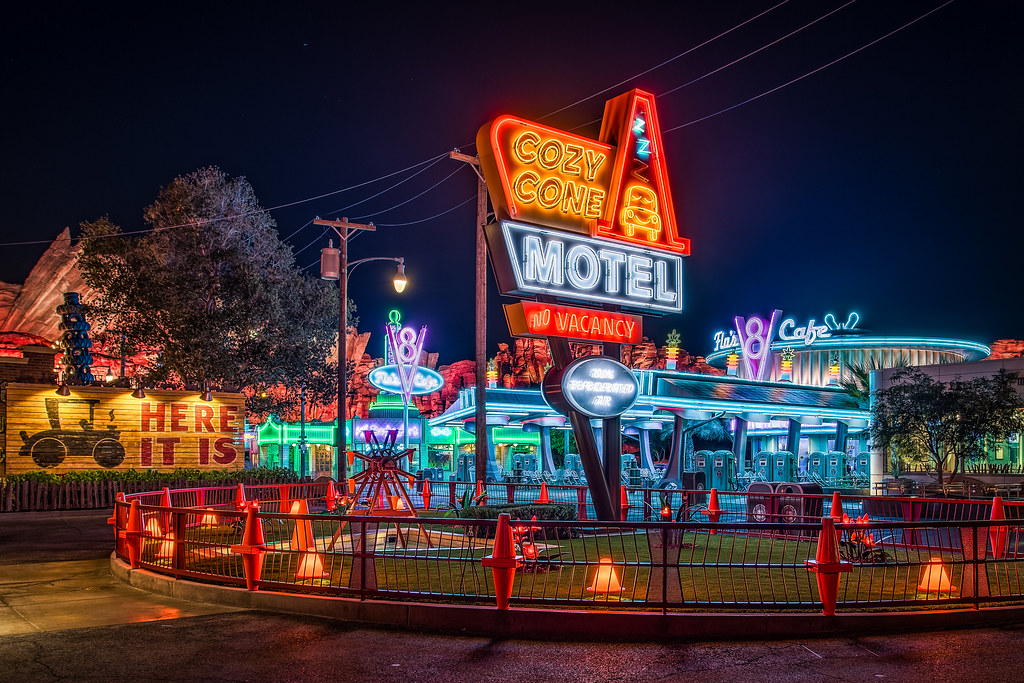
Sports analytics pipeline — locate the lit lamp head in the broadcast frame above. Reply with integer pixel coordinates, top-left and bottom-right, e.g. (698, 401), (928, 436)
(392, 259), (407, 293)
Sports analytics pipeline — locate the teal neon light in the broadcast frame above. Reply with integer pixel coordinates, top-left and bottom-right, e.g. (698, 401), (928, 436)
(706, 336), (991, 364)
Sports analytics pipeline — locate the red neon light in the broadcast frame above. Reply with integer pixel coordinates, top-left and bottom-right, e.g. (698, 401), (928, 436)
(504, 301), (642, 344)
(596, 89), (690, 255)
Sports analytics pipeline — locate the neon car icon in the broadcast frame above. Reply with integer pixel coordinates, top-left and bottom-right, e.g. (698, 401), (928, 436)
(620, 185), (661, 241)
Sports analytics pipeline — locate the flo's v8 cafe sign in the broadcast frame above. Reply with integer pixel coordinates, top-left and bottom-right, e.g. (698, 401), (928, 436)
(478, 89), (689, 318)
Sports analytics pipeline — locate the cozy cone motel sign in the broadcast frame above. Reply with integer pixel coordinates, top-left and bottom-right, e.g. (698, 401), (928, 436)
(478, 88), (689, 381)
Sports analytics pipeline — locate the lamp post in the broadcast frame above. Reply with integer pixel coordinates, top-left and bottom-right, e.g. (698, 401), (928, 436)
(318, 216), (406, 482)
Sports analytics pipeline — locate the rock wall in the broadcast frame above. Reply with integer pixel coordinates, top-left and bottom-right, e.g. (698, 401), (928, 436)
(989, 339), (1024, 359)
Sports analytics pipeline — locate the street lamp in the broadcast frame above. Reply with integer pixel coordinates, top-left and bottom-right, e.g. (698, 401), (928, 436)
(318, 219), (407, 482)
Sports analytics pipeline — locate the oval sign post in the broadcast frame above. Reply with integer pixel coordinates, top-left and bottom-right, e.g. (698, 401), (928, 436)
(367, 365), (444, 396)
(542, 356), (639, 419)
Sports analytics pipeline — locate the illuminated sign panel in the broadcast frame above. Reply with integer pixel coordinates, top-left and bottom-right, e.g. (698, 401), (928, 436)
(596, 90), (690, 255)
(712, 311), (862, 354)
(504, 301), (642, 344)
(733, 309), (781, 382)
(367, 365), (444, 395)
(486, 220), (682, 314)
(542, 356), (639, 419)
(4, 383), (244, 474)
(482, 116), (614, 235)
(478, 88), (690, 261)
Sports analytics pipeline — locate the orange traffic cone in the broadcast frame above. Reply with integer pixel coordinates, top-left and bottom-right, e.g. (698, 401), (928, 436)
(702, 488), (721, 534)
(421, 481), (432, 510)
(347, 478), (356, 495)
(233, 483), (248, 511)
(324, 481), (339, 511)
(229, 502), (266, 590)
(347, 450), (355, 467)
(918, 557), (955, 593)
(123, 499), (143, 569)
(199, 508), (219, 526)
(587, 558), (624, 594)
(990, 496), (1008, 560)
(289, 499), (328, 580)
(620, 485), (630, 521)
(805, 516), (852, 615)
(830, 491), (844, 544)
(145, 517), (163, 538)
(476, 480), (487, 505)
(156, 532), (176, 560)
(481, 513), (521, 609)
(535, 482), (550, 504)
(159, 487), (172, 533)
(108, 492), (127, 555)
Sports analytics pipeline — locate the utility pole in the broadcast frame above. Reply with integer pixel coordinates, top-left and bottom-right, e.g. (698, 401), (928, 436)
(314, 217), (376, 482)
(450, 151), (490, 484)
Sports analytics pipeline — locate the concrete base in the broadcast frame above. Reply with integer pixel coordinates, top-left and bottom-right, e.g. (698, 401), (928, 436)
(110, 554), (1024, 641)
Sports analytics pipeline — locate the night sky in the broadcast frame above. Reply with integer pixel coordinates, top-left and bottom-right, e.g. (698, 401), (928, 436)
(1, 1), (1020, 365)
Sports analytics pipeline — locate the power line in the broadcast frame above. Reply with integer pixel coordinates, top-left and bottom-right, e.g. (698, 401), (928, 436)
(664, 1), (955, 132)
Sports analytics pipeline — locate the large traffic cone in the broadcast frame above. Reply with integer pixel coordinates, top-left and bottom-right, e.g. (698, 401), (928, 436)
(347, 478), (356, 495)
(481, 513), (521, 609)
(145, 517), (163, 538)
(702, 488), (721, 534)
(620, 485), (630, 521)
(108, 492), (126, 556)
(421, 481), (432, 510)
(233, 483), (248, 511)
(587, 558), (624, 594)
(156, 532), (177, 560)
(990, 496), (1008, 560)
(230, 503), (266, 590)
(476, 480), (487, 505)
(199, 508), (219, 526)
(289, 499), (327, 580)
(347, 450), (355, 467)
(804, 516), (852, 615)
(830, 491), (844, 544)
(535, 482), (550, 504)
(324, 481), (339, 511)
(122, 499), (143, 569)
(159, 487), (172, 533)
(918, 556), (955, 593)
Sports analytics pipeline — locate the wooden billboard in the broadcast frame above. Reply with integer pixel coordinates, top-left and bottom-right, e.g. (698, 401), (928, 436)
(2, 383), (245, 474)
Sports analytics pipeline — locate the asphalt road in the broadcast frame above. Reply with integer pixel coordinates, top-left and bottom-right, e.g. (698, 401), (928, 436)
(2, 510), (1023, 681)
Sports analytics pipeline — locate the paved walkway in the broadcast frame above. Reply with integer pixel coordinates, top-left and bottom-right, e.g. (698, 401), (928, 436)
(0, 510), (240, 636)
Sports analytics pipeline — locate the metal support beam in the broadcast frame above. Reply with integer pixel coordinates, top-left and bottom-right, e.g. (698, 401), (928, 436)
(786, 419), (802, 455)
(835, 421), (849, 454)
(732, 417), (748, 472)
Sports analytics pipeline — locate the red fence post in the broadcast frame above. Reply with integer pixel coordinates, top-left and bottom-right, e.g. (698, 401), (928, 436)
(577, 487), (588, 521)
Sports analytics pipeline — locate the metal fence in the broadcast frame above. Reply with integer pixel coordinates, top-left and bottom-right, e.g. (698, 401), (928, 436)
(111, 482), (1024, 613)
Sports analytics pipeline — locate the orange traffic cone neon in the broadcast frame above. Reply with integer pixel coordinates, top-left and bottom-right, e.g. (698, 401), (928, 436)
(199, 508), (219, 526)
(918, 557), (955, 593)
(233, 483), (248, 511)
(702, 488), (721, 534)
(587, 558), (624, 594)
(156, 532), (176, 560)
(159, 487), (172, 533)
(145, 517), (163, 538)
(421, 481), (432, 510)
(535, 482), (550, 504)
(123, 499), (143, 569)
(289, 500), (316, 549)
(394, 497), (405, 511)
(990, 496), (1008, 560)
(229, 502), (266, 591)
(481, 513), (521, 609)
(295, 550), (329, 580)
(804, 516), (851, 615)
(325, 481), (339, 511)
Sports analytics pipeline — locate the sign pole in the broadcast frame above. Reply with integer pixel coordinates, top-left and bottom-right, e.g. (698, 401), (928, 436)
(603, 341), (622, 513)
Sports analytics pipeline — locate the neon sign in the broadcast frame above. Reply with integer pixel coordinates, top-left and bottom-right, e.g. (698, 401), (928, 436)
(542, 356), (639, 419)
(712, 311), (863, 354)
(504, 301), (642, 344)
(486, 220), (682, 314)
(367, 365), (444, 395)
(734, 310), (781, 382)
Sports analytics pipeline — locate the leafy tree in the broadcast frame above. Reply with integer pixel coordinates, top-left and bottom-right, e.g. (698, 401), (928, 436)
(870, 367), (1024, 491)
(78, 166), (339, 414)
(840, 354), (911, 408)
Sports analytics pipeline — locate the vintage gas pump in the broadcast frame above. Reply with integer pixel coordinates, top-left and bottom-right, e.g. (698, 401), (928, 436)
(826, 451), (848, 483)
(754, 451), (773, 481)
(693, 450), (713, 483)
(711, 450), (736, 490)
(854, 451), (871, 480)
(774, 451), (797, 483)
(807, 451), (827, 483)
(457, 453), (475, 482)
(564, 453), (583, 474)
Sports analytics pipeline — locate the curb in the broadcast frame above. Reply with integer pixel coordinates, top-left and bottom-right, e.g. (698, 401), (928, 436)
(109, 554), (1024, 641)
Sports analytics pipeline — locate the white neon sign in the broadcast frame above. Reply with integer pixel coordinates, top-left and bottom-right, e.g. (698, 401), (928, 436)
(713, 311), (862, 354)
(499, 220), (683, 314)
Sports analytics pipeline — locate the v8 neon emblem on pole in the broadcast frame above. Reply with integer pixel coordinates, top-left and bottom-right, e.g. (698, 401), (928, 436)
(733, 310), (781, 382)
(385, 324), (427, 403)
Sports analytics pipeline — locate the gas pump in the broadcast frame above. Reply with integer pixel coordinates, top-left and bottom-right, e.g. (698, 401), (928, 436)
(826, 451), (848, 482)
(754, 451), (773, 481)
(774, 451), (796, 483)
(711, 450), (736, 490)
(564, 453), (583, 474)
(854, 451), (871, 481)
(807, 451), (827, 483)
(456, 453), (475, 482)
